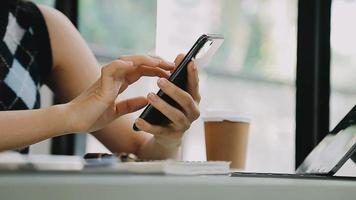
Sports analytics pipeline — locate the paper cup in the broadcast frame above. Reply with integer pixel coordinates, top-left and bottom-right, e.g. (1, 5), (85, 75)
(203, 111), (250, 169)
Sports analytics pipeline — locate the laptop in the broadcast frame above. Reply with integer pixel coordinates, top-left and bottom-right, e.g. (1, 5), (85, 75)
(231, 105), (356, 180)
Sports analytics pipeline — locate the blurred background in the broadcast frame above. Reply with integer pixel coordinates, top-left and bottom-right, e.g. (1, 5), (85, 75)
(31, 0), (356, 173)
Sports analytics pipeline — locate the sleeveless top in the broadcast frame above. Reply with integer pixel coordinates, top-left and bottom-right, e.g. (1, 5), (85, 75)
(0, 1), (53, 153)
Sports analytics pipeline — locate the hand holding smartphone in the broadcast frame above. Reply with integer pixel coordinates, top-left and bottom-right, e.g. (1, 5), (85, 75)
(133, 34), (224, 131)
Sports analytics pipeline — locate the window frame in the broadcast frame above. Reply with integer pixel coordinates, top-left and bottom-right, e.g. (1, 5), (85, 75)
(296, 0), (332, 168)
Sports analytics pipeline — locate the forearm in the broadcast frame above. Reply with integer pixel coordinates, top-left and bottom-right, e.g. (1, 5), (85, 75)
(0, 104), (70, 151)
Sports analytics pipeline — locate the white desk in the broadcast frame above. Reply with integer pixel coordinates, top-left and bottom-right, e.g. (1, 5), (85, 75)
(0, 172), (356, 200)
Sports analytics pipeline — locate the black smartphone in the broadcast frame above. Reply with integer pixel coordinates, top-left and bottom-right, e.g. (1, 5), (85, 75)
(133, 34), (224, 131)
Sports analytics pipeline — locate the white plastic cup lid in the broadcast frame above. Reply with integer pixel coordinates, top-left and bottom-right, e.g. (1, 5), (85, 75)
(201, 110), (250, 123)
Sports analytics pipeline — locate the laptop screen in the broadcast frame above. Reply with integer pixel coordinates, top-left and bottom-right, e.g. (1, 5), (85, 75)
(296, 125), (356, 175)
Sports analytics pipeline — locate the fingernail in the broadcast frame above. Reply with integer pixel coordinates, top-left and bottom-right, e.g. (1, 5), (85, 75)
(192, 63), (197, 71)
(168, 61), (176, 66)
(158, 78), (167, 86)
(148, 93), (158, 102)
(127, 61), (134, 66)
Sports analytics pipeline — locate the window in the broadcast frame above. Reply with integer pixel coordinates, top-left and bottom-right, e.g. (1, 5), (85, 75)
(31, 0), (55, 7)
(71, 0), (297, 172)
(330, 0), (356, 129)
(329, 0), (356, 175)
(78, 0), (157, 153)
(25, 0), (355, 172)
(156, 0), (297, 172)
(79, 0), (157, 60)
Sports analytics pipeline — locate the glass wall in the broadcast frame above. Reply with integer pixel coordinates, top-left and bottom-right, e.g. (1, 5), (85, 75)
(31, 0), (54, 7)
(79, 0), (157, 58)
(26, 0), (356, 173)
(34, 0), (298, 172)
(156, 0), (297, 172)
(330, 0), (356, 129)
(78, 0), (157, 153)
(330, 0), (356, 174)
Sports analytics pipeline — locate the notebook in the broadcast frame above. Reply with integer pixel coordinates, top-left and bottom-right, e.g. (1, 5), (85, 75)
(114, 160), (230, 175)
(0, 152), (84, 171)
(0, 151), (228, 175)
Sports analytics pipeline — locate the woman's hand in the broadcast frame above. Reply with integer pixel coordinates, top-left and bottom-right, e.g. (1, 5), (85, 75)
(66, 55), (175, 133)
(134, 54), (201, 147)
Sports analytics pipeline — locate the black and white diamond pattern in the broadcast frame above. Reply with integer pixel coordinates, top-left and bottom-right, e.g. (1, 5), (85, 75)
(3, 13), (25, 55)
(0, 11), (41, 111)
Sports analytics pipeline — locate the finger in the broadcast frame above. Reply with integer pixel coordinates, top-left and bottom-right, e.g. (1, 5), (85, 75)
(187, 61), (201, 102)
(149, 55), (163, 60)
(147, 92), (190, 130)
(137, 65), (170, 78)
(99, 60), (133, 99)
(157, 78), (200, 121)
(102, 60), (133, 80)
(124, 65), (170, 85)
(134, 118), (167, 136)
(115, 96), (148, 116)
(134, 119), (185, 140)
(120, 55), (175, 70)
(174, 53), (185, 67)
(148, 55), (176, 69)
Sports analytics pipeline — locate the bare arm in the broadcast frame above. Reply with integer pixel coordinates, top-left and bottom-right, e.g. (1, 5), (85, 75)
(40, 6), (200, 160)
(0, 105), (70, 151)
(40, 6), (181, 159)
(0, 6), (171, 153)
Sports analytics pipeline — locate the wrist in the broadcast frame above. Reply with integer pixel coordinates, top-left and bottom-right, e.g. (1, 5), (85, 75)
(45, 104), (74, 135)
(153, 135), (182, 150)
(55, 103), (78, 133)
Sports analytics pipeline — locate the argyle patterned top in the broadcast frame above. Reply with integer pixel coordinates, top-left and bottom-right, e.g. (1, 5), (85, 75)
(0, 1), (52, 153)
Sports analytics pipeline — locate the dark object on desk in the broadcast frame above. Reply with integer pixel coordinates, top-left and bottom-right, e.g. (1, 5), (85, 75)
(84, 153), (118, 167)
(84, 153), (113, 159)
(231, 172), (356, 181)
(133, 34), (224, 131)
(84, 152), (140, 163)
(232, 105), (356, 179)
(117, 153), (140, 162)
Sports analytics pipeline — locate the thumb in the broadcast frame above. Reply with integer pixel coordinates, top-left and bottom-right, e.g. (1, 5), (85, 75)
(115, 96), (148, 116)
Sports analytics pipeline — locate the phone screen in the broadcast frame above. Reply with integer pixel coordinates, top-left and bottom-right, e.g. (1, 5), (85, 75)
(133, 34), (224, 131)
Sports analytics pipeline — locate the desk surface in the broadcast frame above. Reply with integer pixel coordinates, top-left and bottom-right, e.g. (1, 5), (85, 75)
(1, 171), (356, 200)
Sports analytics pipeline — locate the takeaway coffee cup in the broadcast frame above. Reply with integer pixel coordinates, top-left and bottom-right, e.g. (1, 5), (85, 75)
(203, 112), (250, 169)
